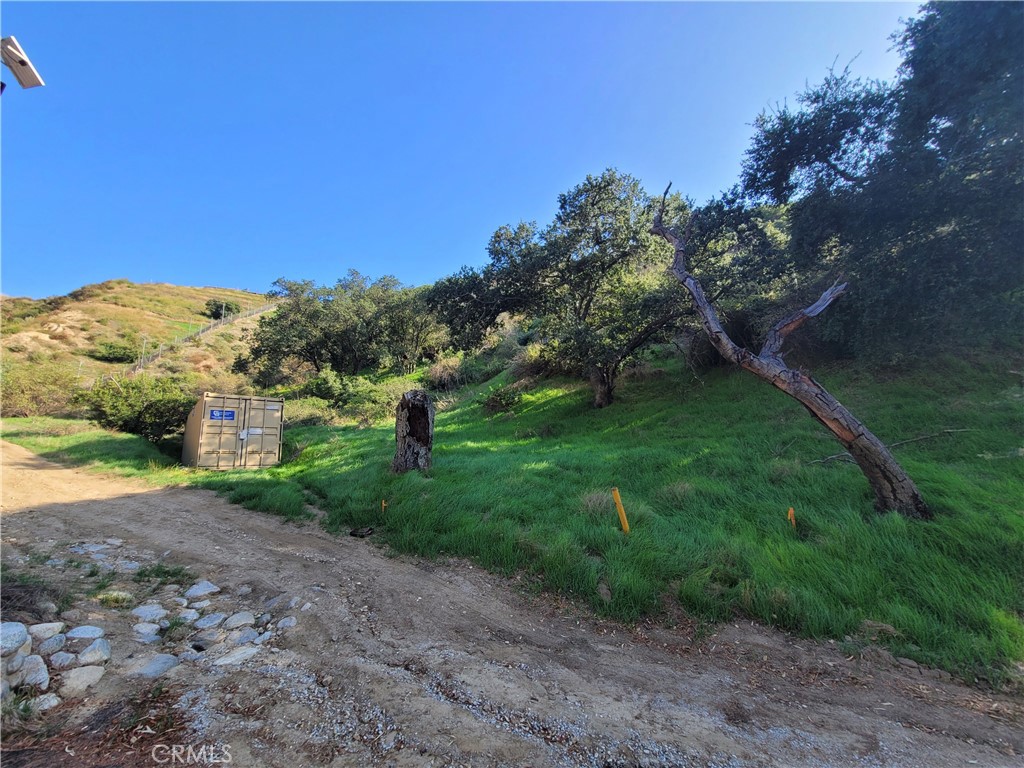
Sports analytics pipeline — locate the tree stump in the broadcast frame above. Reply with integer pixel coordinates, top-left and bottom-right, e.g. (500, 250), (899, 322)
(392, 390), (435, 473)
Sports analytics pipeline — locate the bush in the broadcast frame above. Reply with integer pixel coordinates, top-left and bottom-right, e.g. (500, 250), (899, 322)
(89, 340), (140, 363)
(76, 374), (196, 442)
(423, 355), (463, 391)
(204, 299), (241, 320)
(0, 360), (81, 417)
(479, 383), (523, 415)
(337, 376), (407, 427)
(304, 366), (346, 404)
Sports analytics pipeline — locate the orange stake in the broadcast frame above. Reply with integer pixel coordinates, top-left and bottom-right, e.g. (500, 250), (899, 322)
(787, 507), (796, 528)
(612, 487), (630, 535)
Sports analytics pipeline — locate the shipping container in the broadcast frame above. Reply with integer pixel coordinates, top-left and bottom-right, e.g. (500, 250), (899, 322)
(181, 392), (284, 469)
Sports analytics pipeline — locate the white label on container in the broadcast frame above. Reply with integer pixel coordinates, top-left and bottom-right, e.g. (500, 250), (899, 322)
(265, 404), (281, 410)
(248, 428), (263, 435)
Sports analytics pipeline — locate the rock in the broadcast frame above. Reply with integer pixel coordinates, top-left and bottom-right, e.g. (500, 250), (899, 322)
(134, 622), (161, 635)
(194, 613), (226, 630)
(77, 639), (111, 665)
(36, 601), (59, 617)
(223, 611), (255, 630)
(105, 538), (123, 546)
(264, 594), (289, 611)
(184, 580), (221, 599)
(6, 651), (26, 673)
(1, 679), (9, 701)
(256, 613), (271, 627)
(59, 609), (83, 623)
(32, 692), (62, 712)
(38, 634), (66, 656)
(1, 622), (29, 657)
(60, 666), (106, 697)
(19, 655), (50, 690)
(126, 654), (179, 679)
(45, 558), (66, 567)
(236, 585), (252, 596)
(90, 552), (108, 560)
(177, 609), (200, 624)
(254, 631), (272, 645)
(159, 619), (170, 630)
(66, 625), (104, 640)
(287, 597), (301, 609)
(190, 600), (211, 610)
(189, 630), (224, 651)
(277, 616), (298, 629)
(49, 652), (77, 670)
(131, 605), (168, 623)
(29, 623), (66, 643)
(213, 646), (261, 666)
(17, 637), (32, 657)
(116, 560), (142, 572)
(226, 628), (259, 646)
(171, 598), (189, 607)
(300, 602), (313, 612)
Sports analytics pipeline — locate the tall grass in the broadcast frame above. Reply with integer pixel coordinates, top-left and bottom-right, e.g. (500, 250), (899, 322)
(4, 351), (1022, 684)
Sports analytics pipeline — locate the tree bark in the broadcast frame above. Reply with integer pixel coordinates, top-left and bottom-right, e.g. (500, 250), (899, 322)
(392, 390), (435, 473)
(652, 189), (930, 519)
(593, 367), (616, 408)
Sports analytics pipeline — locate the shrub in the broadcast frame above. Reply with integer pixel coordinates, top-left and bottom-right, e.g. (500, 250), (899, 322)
(479, 383), (522, 415)
(204, 299), (242, 319)
(304, 366), (346, 403)
(0, 360), (82, 417)
(76, 374), (196, 442)
(337, 376), (407, 427)
(423, 355), (463, 390)
(89, 340), (140, 363)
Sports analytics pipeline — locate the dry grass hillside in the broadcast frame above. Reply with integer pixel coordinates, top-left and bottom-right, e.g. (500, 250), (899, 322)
(1, 279), (271, 386)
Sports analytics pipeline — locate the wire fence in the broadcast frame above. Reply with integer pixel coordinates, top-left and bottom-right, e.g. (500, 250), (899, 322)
(126, 301), (279, 375)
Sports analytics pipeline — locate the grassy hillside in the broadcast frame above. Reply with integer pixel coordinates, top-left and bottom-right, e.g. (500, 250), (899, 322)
(2, 279), (268, 384)
(4, 350), (1022, 686)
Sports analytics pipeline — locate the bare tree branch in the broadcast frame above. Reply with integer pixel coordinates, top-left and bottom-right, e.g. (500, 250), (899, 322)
(760, 279), (848, 359)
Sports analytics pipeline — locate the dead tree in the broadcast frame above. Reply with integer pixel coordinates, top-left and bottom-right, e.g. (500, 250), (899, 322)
(651, 186), (930, 519)
(392, 390), (435, 473)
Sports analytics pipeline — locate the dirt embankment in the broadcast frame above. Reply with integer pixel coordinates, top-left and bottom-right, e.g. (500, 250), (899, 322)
(0, 440), (1020, 767)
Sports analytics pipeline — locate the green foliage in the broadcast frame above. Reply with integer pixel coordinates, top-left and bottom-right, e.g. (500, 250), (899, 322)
(76, 374), (195, 442)
(1, 360), (81, 417)
(204, 299), (242, 319)
(89, 340), (141, 363)
(429, 170), (691, 406)
(303, 365), (347, 404)
(237, 273), (444, 389)
(335, 375), (407, 427)
(478, 383), (523, 415)
(741, 2), (1024, 356)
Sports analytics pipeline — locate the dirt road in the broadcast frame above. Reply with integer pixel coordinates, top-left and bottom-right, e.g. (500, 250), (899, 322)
(1, 440), (1020, 767)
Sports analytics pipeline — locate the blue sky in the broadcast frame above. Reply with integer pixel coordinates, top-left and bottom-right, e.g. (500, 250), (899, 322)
(1, 1), (918, 299)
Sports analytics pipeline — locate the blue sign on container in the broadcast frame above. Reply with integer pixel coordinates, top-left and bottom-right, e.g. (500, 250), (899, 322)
(210, 409), (236, 421)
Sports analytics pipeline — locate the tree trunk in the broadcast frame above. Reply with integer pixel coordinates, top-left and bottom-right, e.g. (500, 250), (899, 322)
(392, 390), (435, 473)
(652, 192), (930, 519)
(744, 356), (931, 518)
(593, 367), (616, 408)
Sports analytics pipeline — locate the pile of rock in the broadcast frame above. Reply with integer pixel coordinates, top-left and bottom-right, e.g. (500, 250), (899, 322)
(1, 619), (111, 713)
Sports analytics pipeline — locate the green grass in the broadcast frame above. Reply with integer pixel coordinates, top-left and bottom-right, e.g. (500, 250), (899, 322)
(4, 351), (1022, 685)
